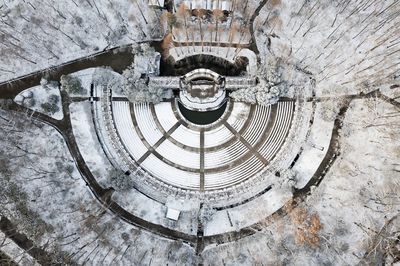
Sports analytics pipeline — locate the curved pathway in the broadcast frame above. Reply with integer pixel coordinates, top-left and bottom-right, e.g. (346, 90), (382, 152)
(249, 0), (270, 63)
(0, 45), (134, 100)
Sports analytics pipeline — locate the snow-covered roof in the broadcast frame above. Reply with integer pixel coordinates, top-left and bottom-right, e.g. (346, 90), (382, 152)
(166, 208), (181, 221)
(148, 0), (164, 7)
(180, 0), (231, 11)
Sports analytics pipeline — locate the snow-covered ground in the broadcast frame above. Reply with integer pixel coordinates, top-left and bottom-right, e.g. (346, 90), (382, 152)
(294, 102), (334, 189)
(0, 0), (162, 83)
(0, 232), (40, 266)
(0, 108), (197, 265)
(204, 188), (292, 236)
(14, 80), (63, 120)
(380, 85), (400, 104)
(70, 102), (113, 185)
(255, 1), (400, 96)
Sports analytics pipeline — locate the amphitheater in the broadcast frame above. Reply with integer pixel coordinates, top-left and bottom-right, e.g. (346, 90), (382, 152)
(81, 0), (327, 216)
(1, 0), (399, 264)
(84, 29), (324, 232)
(97, 84), (296, 200)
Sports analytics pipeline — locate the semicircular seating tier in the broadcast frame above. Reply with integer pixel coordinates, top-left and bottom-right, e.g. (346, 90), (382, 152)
(105, 95), (295, 191)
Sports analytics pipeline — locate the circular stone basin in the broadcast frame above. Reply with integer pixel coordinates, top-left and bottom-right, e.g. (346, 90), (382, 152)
(178, 101), (227, 125)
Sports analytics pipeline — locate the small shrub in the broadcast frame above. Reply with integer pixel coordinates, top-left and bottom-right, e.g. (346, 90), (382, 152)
(41, 102), (60, 114)
(108, 168), (134, 191)
(291, 208), (323, 248)
(48, 94), (60, 105)
(60, 75), (85, 94)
